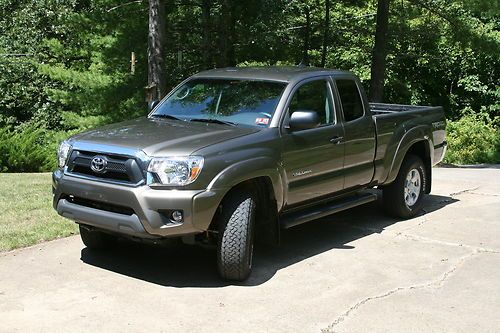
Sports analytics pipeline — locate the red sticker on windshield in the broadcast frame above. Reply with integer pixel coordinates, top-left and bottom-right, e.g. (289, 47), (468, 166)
(255, 117), (270, 125)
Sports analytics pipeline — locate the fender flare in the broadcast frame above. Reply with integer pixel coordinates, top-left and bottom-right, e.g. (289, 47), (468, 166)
(207, 156), (285, 212)
(385, 125), (433, 186)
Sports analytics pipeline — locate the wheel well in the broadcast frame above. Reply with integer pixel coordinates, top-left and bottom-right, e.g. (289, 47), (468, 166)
(208, 177), (279, 245)
(405, 141), (432, 194)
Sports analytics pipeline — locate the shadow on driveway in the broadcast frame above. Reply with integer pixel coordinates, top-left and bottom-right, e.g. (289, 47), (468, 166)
(80, 193), (457, 287)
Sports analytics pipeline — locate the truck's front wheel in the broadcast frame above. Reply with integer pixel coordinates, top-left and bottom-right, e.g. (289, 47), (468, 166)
(383, 154), (425, 218)
(217, 191), (256, 281)
(79, 225), (116, 249)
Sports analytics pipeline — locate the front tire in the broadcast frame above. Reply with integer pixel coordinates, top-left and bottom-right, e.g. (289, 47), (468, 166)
(383, 154), (426, 218)
(217, 191), (256, 281)
(79, 225), (116, 249)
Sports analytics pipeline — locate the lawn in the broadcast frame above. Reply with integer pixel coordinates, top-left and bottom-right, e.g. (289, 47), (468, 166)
(0, 173), (78, 252)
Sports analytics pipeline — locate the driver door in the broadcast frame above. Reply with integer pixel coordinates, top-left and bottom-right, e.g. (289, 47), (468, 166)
(281, 78), (345, 207)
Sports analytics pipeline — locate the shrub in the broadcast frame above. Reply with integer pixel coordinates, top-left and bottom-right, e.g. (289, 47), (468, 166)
(0, 125), (70, 172)
(444, 112), (499, 165)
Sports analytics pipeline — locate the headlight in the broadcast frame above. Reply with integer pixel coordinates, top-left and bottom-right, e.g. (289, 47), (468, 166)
(57, 141), (72, 168)
(147, 156), (204, 186)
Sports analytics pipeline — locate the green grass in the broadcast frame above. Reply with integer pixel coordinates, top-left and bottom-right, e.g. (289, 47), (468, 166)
(0, 173), (78, 252)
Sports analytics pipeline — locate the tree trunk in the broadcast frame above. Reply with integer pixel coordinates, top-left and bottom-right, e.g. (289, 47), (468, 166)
(228, 3), (236, 66)
(302, 6), (311, 66)
(148, 0), (166, 101)
(321, 0), (330, 68)
(218, 0), (236, 67)
(370, 0), (390, 102)
(201, 0), (212, 69)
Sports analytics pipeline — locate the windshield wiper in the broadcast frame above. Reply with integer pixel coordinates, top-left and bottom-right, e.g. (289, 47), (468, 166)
(189, 118), (237, 126)
(150, 114), (183, 121)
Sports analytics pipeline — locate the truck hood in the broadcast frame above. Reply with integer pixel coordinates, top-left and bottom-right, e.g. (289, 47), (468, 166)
(70, 117), (260, 156)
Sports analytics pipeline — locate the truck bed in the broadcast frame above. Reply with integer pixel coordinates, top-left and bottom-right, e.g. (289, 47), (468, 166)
(370, 102), (446, 181)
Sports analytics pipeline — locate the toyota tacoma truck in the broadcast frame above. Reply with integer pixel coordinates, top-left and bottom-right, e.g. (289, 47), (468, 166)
(53, 67), (447, 281)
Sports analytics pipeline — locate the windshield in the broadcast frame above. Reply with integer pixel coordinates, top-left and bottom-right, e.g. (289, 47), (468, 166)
(151, 79), (286, 127)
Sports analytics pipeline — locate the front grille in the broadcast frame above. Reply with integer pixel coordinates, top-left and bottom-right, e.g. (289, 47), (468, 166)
(64, 195), (135, 215)
(67, 150), (145, 185)
(74, 156), (128, 173)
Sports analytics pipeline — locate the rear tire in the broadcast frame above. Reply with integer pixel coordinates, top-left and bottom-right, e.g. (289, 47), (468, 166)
(79, 225), (116, 249)
(217, 191), (256, 281)
(383, 154), (426, 218)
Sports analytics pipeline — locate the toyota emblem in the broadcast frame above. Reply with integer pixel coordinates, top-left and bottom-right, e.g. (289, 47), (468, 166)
(90, 156), (108, 173)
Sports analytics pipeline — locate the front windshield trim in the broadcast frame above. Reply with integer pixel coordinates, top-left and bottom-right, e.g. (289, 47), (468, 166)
(149, 78), (287, 128)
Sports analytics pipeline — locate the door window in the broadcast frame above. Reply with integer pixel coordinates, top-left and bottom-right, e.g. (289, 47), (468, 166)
(336, 79), (364, 121)
(288, 80), (334, 126)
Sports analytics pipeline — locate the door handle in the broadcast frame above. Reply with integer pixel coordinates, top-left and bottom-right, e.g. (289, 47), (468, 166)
(330, 136), (344, 144)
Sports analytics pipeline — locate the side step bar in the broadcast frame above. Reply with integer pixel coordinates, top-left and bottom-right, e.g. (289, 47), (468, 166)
(280, 192), (377, 229)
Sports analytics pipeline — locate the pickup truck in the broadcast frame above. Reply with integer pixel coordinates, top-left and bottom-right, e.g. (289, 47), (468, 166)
(53, 67), (447, 281)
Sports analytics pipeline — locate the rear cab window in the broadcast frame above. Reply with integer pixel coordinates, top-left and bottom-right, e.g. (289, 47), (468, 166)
(335, 79), (364, 122)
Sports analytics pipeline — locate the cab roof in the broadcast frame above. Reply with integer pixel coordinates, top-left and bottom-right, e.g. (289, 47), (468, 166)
(192, 66), (354, 84)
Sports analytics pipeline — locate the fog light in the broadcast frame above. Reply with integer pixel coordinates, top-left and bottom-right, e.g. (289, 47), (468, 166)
(171, 210), (183, 223)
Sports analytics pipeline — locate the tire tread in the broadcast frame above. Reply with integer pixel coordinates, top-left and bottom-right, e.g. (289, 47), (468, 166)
(79, 225), (115, 249)
(383, 154), (425, 218)
(217, 192), (255, 281)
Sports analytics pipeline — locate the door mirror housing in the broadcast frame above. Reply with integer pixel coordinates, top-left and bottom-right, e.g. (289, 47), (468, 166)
(288, 110), (320, 131)
(148, 100), (160, 112)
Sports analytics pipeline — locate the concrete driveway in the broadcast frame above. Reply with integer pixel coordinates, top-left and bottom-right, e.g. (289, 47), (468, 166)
(1, 167), (499, 332)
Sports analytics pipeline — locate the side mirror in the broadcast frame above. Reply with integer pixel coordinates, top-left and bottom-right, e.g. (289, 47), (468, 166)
(148, 100), (160, 112)
(289, 110), (320, 131)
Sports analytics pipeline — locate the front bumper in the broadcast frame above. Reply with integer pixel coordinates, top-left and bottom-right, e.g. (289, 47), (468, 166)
(52, 170), (225, 239)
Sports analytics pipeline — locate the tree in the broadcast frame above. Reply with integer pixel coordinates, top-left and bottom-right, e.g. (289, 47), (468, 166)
(217, 0), (236, 67)
(201, 0), (213, 69)
(148, 0), (166, 100)
(321, 0), (330, 67)
(370, 0), (390, 102)
(302, 4), (311, 65)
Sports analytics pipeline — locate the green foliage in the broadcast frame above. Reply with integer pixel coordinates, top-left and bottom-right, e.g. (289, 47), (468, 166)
(444, 112), (500, 164)
(386, 0), (499, 119)
(0, 0), (498, 169)
(0, 0), (148, 130)
(0, 124), (72, 172)
(0, 0), (80, 128)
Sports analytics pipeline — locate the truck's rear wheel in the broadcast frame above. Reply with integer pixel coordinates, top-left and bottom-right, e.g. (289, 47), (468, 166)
(79, 225), (116, 249)
(217, 191), (256, 281)
(383, 154), (425, 218)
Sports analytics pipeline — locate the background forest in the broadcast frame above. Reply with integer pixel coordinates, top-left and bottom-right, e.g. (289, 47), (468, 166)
(0, 0), (498, 172)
